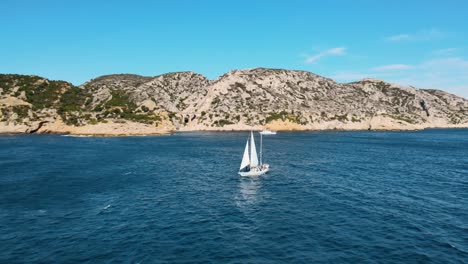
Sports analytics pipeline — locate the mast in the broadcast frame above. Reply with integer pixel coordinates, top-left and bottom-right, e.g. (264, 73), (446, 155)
(260, 132), (263, 166)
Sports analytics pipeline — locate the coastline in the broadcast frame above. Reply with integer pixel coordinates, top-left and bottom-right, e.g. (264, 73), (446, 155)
(0, 120), (174, 137)
(2, 71), (467, 137)
(1, 118), (467, 137)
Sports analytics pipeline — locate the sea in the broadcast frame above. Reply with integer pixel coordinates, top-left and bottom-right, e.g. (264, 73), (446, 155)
(0, 129), (467, 263)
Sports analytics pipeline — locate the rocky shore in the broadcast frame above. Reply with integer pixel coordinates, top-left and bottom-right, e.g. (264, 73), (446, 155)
(0, 120), (173, 136)
(1, 68), (467, 136)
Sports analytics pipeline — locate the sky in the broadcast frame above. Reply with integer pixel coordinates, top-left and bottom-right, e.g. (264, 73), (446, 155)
(1, 0), (467, 98)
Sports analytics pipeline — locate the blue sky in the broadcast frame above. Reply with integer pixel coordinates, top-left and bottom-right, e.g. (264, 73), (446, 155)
(1, 0), (467, 98)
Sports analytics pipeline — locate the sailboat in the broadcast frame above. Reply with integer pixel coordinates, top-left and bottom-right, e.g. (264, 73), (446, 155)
(238, 131), (270, 177)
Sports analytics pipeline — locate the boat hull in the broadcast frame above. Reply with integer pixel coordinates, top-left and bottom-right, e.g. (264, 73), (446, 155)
(238, 168), (269, 177)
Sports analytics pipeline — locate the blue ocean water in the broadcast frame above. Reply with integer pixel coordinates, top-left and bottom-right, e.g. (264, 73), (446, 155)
(0, 130), (467, 263)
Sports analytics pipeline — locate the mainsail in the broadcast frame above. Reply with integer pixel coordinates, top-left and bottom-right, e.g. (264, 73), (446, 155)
(239, 140), (250, 171)
(250, 131), (259, 167)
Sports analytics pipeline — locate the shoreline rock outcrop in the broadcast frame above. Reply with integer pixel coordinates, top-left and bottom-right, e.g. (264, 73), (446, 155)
(1, 68), (467, 136)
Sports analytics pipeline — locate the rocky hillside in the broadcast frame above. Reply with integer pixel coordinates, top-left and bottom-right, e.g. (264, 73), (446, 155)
(1, 68), (467, 135)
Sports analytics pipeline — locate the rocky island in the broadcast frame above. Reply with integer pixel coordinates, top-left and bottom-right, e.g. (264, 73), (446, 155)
(1, 68), (467, 135)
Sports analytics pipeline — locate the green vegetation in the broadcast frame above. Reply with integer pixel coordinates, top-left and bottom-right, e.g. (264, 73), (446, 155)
(375, 81), (391, 92)
(120, 112), (161, 124)
(105, 90), (136, 109)
(26, 81), (69, 109)
(167, 111), (177, 120)
(12, 105), (30, 119)
(98, 108), (162, 125)
(0, 74), (42, 94)
(234, 82), (246, 90)
(0, 75), (91, 119)
(265, 111), (306, 125)
(5, 74), (466, 130)
(63, 114), (80, 126)
(330, 114), (348, 122)
(385, 114), (417, 124)
(92, 90), (135, 113)
(88, 118), (99, 125)
(214, 119), (234, 127)
(58, 86), (91, 113)
(448, 114), (461, 124)
(56, 86), (93, 126)
(88, 90), (162, 125)
(351, 116), (361, 122)
(211, 97), (220, 106)
(0, 109), (5, 121)
(177, 98), (187, 109)
(265, 111), (287, 123)
(265, 111), (291, 123)
(0, 75), (165, 126)
(231, 82), (246, 90)
(0, 105), (31, 122)
(141, 105), (149, 112)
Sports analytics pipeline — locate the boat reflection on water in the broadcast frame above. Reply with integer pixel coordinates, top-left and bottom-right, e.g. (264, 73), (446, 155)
(235, 178), (265, 210)
(240, 179), (261, 201)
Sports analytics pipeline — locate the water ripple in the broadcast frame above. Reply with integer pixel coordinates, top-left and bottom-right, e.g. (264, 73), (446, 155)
(0, 130), (467, 263)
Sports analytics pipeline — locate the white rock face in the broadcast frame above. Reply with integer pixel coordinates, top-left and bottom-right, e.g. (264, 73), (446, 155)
(1, 68), (468, 135)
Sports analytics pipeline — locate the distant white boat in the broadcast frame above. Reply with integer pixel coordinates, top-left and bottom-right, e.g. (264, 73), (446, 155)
(238, 131), (270, 177)
(259, 130), (276, 135)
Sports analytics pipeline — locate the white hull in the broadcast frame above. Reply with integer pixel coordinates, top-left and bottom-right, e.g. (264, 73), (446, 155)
(260, 130), (276, 135)
(238, 168), (269, 177)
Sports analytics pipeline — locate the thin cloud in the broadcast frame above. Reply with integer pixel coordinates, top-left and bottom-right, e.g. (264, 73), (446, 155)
(386, 29), (445, 42)
(420, 57), (468, 70)
(332, 71), (372, 80)
(305, 47), (346, 64)
(333, 57), (468, 98)
(433, 48), (458, 55)
(387, 34), (411, 41)
(373, 64), (412, 71)
(328, 47), (346, 55)
(333, 64), (412, 82)
(332, 71), (395, 82)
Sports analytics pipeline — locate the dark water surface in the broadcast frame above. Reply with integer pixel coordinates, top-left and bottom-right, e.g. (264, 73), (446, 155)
(0, 130), (467, 263)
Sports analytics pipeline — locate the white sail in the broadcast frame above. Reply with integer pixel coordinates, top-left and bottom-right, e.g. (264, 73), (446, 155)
(250, 131), (259, 167)
(239, 140), (250, 171)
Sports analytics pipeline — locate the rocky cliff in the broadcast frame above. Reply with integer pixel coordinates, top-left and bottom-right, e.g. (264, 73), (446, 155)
(1, 68), (467, 135)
